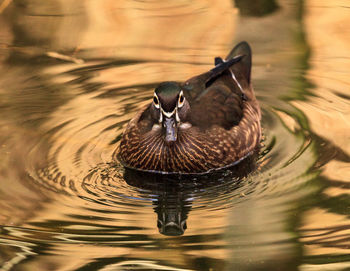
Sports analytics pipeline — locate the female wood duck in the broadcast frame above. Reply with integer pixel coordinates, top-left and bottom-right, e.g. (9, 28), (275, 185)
(116, 41), (261, 174)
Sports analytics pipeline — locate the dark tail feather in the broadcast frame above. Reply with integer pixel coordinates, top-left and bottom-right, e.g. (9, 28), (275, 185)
(214, 57), (224, 66)
(226, 41), (252, 84)
(210, 55), (243, 77)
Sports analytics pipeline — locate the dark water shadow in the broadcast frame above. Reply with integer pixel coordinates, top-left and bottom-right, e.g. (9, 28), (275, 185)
(235, 0), (279, 17)
(124, 153), (258, 236)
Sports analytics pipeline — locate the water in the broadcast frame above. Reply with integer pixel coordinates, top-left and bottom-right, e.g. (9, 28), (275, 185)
(0, 0), (349, 270)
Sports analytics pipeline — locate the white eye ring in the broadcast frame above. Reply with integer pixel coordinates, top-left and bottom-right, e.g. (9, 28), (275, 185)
(153, 94), (160, 109)
(178, 90), (185, 108)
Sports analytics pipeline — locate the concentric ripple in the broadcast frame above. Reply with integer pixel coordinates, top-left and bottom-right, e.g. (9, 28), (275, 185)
(0, 51), (320, 269)
(23, 59), (316, 229)
(0, 0), (349, 269)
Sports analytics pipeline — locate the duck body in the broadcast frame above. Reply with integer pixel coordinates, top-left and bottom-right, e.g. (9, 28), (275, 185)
(117, 42), (261, 174)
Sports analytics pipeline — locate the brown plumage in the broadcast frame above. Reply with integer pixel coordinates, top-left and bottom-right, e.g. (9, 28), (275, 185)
(116, 42), (261, 174)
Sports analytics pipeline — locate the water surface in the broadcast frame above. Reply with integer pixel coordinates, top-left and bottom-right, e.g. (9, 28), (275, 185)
(0, 0), (349, 270)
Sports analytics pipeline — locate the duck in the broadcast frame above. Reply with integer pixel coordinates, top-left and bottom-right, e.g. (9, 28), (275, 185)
(116, 41), (261, 174)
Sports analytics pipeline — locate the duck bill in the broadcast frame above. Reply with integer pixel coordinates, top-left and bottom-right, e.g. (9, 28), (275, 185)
(163, 117), (177, 143)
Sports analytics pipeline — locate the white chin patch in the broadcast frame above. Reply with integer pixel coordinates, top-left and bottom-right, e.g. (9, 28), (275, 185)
(179, 122), (192, 129)
(162, 109), (175, 118)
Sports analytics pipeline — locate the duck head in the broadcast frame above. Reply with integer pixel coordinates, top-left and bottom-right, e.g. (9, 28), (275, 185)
(150, 81), (190, 143)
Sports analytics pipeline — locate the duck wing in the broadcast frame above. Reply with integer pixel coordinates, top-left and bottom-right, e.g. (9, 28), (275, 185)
(189, 71), (245, 130)
(184, 42), (252, 130)
(182, 54), (243, 101)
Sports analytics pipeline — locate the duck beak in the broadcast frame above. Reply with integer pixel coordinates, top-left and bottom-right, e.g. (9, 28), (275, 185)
(163, 117), (177, 143)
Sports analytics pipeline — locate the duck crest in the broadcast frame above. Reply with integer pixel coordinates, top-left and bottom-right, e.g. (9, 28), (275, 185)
(116, 41), (261, 174)
(155, 82), (180, 112)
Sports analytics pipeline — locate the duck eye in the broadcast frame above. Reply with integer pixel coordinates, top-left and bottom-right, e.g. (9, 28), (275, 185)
(153, 95), (160, 108)
(178, 91), (185, 107)
(179, 95), (184, 103)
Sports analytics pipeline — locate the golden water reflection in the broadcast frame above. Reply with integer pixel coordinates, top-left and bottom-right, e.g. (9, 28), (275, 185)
(298, 0), (350, 268)
(0, 0), (349, 270)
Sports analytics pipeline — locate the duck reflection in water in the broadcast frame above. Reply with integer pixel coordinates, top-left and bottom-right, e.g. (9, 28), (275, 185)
(154, 188), (191, 236)
(123, 153), (258, 236)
